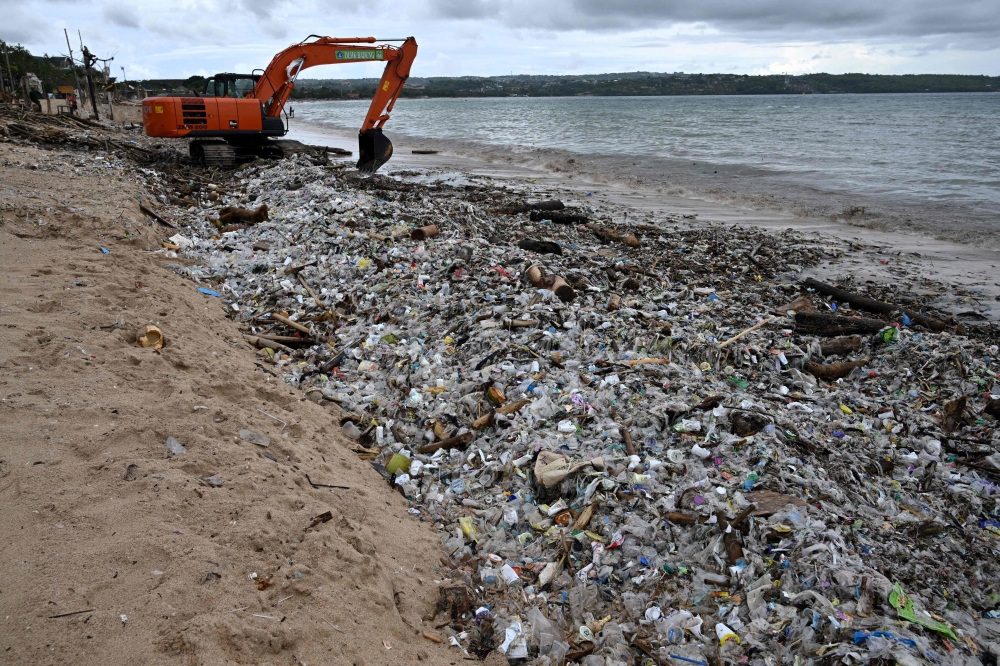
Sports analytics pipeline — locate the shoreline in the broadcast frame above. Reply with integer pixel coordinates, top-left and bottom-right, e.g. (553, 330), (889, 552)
(290, 95), (1000, 248)
(288, 118), (1000, 322)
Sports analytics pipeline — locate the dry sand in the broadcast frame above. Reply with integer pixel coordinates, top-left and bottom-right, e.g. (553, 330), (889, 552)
(0, 141), (464, 665)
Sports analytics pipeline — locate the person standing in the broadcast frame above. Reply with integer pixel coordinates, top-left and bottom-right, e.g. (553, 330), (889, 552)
(29, 87), (43, 113)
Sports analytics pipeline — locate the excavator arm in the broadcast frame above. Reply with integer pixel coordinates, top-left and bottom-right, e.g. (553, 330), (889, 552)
(253, 36), (418, 172)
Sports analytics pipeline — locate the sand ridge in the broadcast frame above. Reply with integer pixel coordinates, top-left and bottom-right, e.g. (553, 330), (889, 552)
(0, 141), (461, 665)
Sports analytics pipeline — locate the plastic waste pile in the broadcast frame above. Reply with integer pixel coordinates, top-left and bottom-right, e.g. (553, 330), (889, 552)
(159, 154), (1000, 665)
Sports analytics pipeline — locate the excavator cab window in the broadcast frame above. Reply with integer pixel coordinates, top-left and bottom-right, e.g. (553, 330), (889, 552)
(231, 78), (256, 98)
(203, 77), (220, 97)
(203, 75), (258, 98)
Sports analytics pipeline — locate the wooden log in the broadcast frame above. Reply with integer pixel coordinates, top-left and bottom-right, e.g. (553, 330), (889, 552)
(795, 312), (886, 336)
(418, 432), (474, 454)
(586, 223), (640, 247)
(255, 334), (309, 343)
(664, 511), (699, 526)
(804, 359), (867, 381)
(528, 200), (565, 211)
(503, 200), (565, 214)
(410, 224), (439, 240)
(243, 335), (293, 353)
(525, 265), (576, 303)
(516, 239), (562, 254)
(803, 278), (945, 331)
(820, 335), (862, 357)
(530, 209), (589, 224)
(269, 313), (312, 336)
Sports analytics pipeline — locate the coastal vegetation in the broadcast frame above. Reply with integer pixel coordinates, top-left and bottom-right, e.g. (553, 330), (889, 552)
(289, 72), (1000, 100)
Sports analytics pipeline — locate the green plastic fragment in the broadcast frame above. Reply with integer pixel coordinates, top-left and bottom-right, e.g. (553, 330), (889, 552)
(889, 583), (957, 639)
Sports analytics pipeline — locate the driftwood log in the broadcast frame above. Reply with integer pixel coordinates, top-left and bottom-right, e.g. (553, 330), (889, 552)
(795, 312), (885, 336)
(526, 265), (576, 303)
(586, 223), (640, 248)
(410, 224), (439, 240)
(503, 200), (565, 214)
(803, 278), (945, 331)
(517, 239), (562, 254)
(530, 209), (589, 224)
(820, 335), (863, 356)
(804, 359), (867, 381)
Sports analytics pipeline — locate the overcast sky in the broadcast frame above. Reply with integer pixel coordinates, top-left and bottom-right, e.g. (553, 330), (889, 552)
(2, 0), (998, 81)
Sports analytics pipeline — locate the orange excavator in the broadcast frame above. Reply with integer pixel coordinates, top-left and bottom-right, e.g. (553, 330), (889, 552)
(142, 36), (417, 173)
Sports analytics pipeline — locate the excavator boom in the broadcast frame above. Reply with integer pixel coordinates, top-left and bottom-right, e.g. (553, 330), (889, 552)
(141, 35), (417, 173)
(254, 36), (417, 173)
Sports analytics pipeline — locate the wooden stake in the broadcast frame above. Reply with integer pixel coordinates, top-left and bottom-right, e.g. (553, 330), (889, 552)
(269, 313), (311, 336)
(718, 316), (777, 348)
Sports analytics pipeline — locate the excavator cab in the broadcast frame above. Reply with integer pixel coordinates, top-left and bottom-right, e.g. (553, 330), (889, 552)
(203, 74), (260, 98)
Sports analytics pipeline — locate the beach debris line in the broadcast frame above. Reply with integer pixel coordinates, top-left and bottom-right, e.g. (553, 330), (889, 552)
(147, 147), (999, 665)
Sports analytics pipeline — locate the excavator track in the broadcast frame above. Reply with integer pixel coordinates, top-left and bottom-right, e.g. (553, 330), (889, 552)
(190, 140), (236, 168)
(266, 139), (312, 160)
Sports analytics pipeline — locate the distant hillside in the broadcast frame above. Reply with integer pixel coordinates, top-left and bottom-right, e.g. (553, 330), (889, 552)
(291, 72), (1000, 100)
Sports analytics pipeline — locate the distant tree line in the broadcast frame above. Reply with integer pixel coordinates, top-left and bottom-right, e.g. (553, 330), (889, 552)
(0, 40), (81, 93)
(290, 72), (1000, 100)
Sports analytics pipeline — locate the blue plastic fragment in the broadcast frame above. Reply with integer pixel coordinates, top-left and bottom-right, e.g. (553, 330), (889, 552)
(669, 656), (707, 666)
(197, 287), (222, 297)
(901, 312), (912, 326)
(99, 247), (110, 254)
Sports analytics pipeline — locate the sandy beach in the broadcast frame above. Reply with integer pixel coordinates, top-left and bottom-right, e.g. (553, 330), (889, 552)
(0, 116), (462, 666)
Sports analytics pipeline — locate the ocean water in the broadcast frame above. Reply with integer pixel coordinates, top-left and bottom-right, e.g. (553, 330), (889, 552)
(295, 93), (1000, 242)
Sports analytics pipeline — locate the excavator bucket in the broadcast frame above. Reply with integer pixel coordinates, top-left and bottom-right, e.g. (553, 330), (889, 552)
(357, 128), (393, 174)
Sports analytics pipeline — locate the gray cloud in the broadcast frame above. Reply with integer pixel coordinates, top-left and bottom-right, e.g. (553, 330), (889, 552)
(433, 0), (501, 20)
(102, 3), (141, 29)
(241, 0), (274, 19)
(0, 0), (48, 44)
(236, 0), (291, 38)
(427, 0), (1000, 43)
